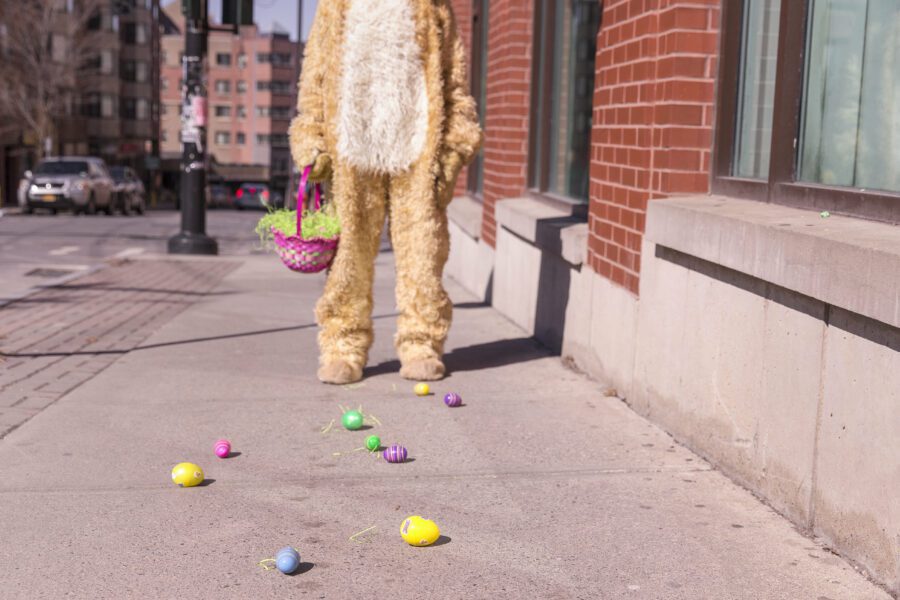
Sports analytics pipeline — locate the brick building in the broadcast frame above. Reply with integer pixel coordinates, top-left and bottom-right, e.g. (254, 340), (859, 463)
(159, 2), (299, 199)
(0, 0), (161, 208)
(442, 0), (899, 592)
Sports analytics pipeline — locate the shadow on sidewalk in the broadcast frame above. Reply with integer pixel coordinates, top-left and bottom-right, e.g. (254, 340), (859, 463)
(365, 337), (549, 377)
(1, 313), (399, 358)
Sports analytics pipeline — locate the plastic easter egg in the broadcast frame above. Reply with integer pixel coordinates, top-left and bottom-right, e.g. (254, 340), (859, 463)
(275, 546), (300, 574)
(383, 444), (408, 463)
(214, 439), (231, 458)
(443, 392), (462, 407)
(400, 516), (441, 547)
(171, 462), (204, 487)
(341, 410), (364, 431)
(414, 383), (430, 396)
(365, 435), (381, 452)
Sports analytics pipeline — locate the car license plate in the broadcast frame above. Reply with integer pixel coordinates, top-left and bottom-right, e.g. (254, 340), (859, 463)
(42, 194), (56, 201)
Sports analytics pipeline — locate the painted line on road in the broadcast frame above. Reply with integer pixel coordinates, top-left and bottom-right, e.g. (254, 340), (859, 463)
(112, 247), (146, 259)
(48, 246), (80, 256)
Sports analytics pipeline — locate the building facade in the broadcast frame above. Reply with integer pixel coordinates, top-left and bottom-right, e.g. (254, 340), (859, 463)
(445, 0), (899, 593)
(0, 0), (161, 207)
(159, 2), (299, 198)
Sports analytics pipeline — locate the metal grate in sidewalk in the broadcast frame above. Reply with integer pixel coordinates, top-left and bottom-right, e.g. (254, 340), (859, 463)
(0, 258), (239, 438)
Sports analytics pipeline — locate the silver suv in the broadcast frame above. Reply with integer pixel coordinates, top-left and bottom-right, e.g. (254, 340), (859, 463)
(21, 157), (115, 215)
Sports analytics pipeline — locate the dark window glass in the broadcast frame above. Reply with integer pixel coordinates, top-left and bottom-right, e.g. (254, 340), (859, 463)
(733, 0), (781, 179)
(799, 0), (900, 194)
(531, 0), (601, 202)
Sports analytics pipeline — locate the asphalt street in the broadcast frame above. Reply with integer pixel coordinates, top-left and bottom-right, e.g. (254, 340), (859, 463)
(0, 209), (263, 303)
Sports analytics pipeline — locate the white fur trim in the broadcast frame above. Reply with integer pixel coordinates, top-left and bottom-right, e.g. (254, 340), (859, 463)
(337, 0), (428, 174)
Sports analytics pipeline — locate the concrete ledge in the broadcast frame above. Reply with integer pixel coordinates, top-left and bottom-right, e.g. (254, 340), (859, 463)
(496, 197), (587, 267)
(447, 194), (484, 240)
(646, 196), (900, 328)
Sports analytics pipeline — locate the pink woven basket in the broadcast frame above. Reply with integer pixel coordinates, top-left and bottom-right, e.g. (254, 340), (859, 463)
(272, 165), (339, 274)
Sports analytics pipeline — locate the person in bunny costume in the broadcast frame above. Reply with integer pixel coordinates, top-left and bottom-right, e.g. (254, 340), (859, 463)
(289, 0), (482, 384)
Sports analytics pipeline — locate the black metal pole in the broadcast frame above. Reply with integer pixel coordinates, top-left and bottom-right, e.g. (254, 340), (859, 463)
(168, 1), (217, 255)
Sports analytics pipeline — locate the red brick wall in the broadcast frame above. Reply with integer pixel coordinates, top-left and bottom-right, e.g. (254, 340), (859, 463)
(479, 0), (534, 247)
(587, 0), (720, 294)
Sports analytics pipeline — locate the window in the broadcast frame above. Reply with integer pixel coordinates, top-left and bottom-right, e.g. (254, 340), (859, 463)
(236, 132), (246, 144)
(256, 134), (270, 145)
(121, 60), (136, 81)
(136, 98), (148, 120)
(215, 132), (231, 145)
(236, 105), (246, 118)
(257, 80), (292, 94)
(121, 97), (136, 119)
(714, 0), (900, 222)
(237, 52), (247, 68)
(121, 23), (147, 45)
(161, 77), (168, 90)
(467, 0), (490, 197)
(236, 80), (247, 93)
(257, 52), (292, 66)
(529, 0), (602, 202)
(135, 61), (148, 82)
(214, 80), (231, 93)
(271, 106), (292, 119)
(214, 105), (231, 117)
(256, 106), (271, 118)
(216, 53), (232, 66)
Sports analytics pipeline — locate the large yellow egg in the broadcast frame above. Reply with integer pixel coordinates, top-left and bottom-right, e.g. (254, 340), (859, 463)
(414, 383), (430, 396)
(400, 516), (440, 547)
(171, 462), (204, 487)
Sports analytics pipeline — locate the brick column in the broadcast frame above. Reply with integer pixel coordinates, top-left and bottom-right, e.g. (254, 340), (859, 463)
(588, 0), (720, 294)
(480, 0), (534, 247)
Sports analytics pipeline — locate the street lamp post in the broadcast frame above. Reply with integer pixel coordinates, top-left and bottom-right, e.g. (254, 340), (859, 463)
(168, 0), (217, 255)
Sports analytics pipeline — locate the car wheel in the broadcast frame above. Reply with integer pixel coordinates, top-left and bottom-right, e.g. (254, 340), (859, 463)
(50, 208), (58, 215)
(135, 197), (145, 215)
(87, 195), (97, 215)
(23, 204), (33, 214)
(103, 200), (114, 215)
(121, 194), (131, 216)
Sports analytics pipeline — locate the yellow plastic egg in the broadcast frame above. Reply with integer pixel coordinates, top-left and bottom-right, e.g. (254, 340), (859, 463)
(400, 516), (441, 547)
(414, 383), (430, 396)
(171, 462), (204, 487)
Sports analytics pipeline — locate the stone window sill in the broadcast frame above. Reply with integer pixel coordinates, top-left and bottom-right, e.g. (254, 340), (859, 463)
(447, 194), (484, 240)
(494, 196), (588, 267)
(645, 195), (900, 329)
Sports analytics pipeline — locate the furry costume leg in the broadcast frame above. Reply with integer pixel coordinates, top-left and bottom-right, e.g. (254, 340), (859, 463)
(315, 161), (388, 384)
(388, 165), (453, 381)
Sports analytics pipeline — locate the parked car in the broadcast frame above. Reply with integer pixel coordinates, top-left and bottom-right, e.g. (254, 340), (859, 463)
(207, 184), (232, 209)
(234, 183), (272, 210)
(21, 157), (115, 215)
(109, 166), (147, 215)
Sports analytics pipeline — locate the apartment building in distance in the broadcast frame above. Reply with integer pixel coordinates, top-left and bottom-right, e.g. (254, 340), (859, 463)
(0, 0), (160, 207)
(159, 2), (300, 198)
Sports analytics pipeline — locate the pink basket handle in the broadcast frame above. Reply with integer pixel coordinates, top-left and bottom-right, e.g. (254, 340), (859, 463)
(297, 165), (323, 234)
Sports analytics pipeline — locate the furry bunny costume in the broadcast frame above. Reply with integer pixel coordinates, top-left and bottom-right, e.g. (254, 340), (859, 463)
(289, 0), (482, 384)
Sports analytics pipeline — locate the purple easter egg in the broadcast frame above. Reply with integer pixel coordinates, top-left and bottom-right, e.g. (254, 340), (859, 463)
(214, 439), (231, 458)
(443, 392), (462, 407)
(382, 444), (408, 463)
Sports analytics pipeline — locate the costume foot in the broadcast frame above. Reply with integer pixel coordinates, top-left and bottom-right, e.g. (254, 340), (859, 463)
(318, 359), (363, 385)
(400, 358), (445, 381)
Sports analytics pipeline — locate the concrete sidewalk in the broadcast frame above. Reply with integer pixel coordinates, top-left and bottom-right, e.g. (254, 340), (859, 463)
(0, 251), (890, 599)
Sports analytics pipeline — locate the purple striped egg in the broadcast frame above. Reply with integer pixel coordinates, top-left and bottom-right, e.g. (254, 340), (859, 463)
(214, 439), (231, 458)
(382, 444), (408, 464)
(443, 392), (462, 407)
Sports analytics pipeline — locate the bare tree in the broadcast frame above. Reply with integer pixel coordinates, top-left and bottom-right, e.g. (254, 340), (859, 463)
(0, 0), (107, 157)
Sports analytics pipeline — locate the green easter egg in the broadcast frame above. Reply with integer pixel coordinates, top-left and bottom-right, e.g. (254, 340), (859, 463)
(342, 410), (364, 431)
(365, 435), (381, 452)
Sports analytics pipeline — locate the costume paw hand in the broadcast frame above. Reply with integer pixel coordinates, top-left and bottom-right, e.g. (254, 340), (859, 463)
(308, 153), (333, 182)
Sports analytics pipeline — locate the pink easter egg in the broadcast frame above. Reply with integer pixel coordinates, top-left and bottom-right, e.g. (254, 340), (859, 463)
(214, 439), (231, 458)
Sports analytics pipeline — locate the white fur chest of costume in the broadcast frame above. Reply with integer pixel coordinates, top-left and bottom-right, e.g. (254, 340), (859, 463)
(336, 0), (429, 174)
